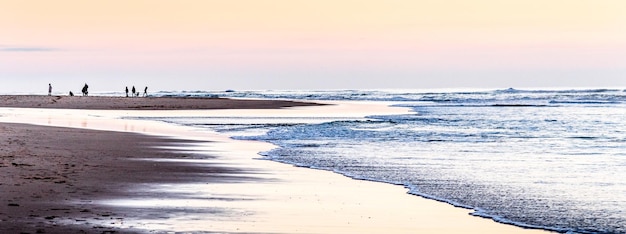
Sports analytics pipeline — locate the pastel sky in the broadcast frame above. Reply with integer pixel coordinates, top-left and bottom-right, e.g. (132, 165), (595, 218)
(2, 0), (626, 94)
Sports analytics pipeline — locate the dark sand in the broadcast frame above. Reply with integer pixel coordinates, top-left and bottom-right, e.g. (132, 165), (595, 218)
(0, 95), (321, 110)
(0, 122), (265, 233)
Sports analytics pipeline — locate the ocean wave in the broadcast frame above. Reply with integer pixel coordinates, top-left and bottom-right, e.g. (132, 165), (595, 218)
(549, 100), (622, 105)
(145, 88), (626, 234)
(135, 89), (626, 108)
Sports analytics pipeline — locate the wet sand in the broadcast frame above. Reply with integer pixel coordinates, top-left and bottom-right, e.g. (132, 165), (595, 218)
(0, 123), (235, 233)
(0, 97), (552, 233)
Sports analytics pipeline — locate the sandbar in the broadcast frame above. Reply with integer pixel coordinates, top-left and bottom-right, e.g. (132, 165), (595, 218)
(0, 95), (321, 110)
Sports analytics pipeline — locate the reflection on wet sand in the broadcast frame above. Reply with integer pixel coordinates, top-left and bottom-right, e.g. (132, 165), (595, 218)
(0, 104), (549, 233)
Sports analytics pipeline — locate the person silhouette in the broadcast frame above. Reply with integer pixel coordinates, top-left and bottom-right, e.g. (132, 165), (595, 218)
(82, 83), (89, 96)
(48, 84), (52, 96)
(143, 86), (148, 97)
(131, 86), (136, 97)
(125, 86), (129, 97)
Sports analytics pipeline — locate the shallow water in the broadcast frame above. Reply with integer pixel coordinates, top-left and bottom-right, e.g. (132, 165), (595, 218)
(143, 88), (626, 233)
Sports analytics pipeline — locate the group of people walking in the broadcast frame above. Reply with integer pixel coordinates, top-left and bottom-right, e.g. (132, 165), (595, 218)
(47, 84), (148, 97)
(126, 86), (148, 97)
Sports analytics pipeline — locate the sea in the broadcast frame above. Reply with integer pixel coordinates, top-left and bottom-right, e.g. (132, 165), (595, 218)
(129, 88), (626, 234)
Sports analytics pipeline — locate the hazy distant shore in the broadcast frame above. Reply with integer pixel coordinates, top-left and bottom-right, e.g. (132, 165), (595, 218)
(0, 95), (322, 110)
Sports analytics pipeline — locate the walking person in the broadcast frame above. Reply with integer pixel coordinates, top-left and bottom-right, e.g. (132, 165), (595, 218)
(48, 83), (52, 96)
(82, 83), (89, 96)
(143, 86), (148, 97)
(131, 86), (136, 97)
(125, 86), (129, 97)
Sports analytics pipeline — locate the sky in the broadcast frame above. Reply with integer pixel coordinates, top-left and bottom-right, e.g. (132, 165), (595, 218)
(2, 0), (626, 94)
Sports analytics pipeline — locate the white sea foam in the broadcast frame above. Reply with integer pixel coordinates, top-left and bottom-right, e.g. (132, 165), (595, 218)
(153, 88), (626, 234)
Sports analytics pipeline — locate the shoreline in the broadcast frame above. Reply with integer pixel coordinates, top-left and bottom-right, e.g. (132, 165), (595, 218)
(1, 99), (553, 233)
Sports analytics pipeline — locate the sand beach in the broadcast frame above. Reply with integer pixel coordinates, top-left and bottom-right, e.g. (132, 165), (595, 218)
(0, 95), (321, 110)
(0, 95), (552, 233)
